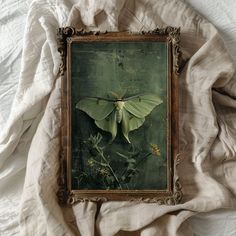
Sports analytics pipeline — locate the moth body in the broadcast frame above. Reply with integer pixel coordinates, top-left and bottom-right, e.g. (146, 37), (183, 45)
(114, 100), (125, 110)
(114, 100), (124, 123)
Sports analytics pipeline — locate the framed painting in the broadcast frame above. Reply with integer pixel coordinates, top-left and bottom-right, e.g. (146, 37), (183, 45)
(57, 27), (182, 204)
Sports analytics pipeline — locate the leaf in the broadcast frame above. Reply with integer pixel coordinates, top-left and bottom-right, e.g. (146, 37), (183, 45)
(116, 152), (129, 159)
(116, 152), (136, 163)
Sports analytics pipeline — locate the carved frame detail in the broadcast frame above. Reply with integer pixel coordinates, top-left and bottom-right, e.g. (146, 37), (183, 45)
(57, 27), (183, 205)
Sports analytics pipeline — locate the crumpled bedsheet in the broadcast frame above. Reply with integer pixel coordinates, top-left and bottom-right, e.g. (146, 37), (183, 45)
(0, 0), (236, 235)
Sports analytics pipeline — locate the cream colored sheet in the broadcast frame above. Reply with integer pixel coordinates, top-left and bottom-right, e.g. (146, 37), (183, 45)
(0, 0), (236, 235)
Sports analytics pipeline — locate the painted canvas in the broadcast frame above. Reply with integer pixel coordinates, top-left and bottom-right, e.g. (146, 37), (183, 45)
(71, 41), (169, 191)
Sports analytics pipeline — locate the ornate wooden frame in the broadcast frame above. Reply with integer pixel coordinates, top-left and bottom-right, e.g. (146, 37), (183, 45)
(57, 27), (182, 205)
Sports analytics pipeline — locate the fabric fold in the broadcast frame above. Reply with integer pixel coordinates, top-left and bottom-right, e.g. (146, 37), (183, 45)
(1, 0), (236, 235)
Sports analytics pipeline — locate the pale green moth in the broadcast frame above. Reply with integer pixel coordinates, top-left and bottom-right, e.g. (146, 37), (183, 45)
(76, 92), (163, 143)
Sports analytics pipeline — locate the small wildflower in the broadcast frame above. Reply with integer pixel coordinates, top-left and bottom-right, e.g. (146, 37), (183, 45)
(87, 158), (94, 167)
(99, 168), (109, 177)
(150, 144), (161, 156)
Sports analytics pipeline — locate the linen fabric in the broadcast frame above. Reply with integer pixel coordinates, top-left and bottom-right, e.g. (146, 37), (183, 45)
(0, 0), (236, 235)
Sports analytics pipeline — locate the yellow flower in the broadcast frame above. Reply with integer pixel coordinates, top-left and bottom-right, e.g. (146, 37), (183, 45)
(99, 168), (109, 177)
(150, 144), (161, 156)
(87, 158), (94, 167)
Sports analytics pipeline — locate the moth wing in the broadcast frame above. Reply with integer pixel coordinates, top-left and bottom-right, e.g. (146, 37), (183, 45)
(76, 98), (114, 121)
(121, 109), (145, 143)
(95, 110), (117, 142)
(124, 94), (163, 118)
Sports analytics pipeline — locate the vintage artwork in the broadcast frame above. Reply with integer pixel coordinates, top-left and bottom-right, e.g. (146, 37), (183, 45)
(57, 27), (182, 204)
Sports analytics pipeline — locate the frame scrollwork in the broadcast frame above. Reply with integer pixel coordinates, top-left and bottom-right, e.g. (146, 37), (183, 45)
(57, 27), (183, 205)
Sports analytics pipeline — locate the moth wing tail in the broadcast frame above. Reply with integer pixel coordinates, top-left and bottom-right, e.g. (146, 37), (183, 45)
(122, 132), (131, 144)
(121, 109), (145, 143)
(109, 132), (117, 144)
(95, 111), (117, 143)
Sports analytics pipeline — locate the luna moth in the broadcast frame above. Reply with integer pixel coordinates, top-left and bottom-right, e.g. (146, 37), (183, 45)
(76, 92), (163, 143)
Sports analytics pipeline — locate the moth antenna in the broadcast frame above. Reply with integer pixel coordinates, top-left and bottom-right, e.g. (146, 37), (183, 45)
(109, 91), (119, 99)
(119, 89), (127, 98)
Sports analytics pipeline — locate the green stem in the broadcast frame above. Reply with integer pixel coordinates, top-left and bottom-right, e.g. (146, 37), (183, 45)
(135, 152), (152, 168)
(95, 146), (123, 190)
(107, 163), (123, 190)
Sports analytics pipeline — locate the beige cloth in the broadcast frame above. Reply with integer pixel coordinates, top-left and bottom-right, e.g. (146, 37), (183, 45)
(1, 0), (234, 235)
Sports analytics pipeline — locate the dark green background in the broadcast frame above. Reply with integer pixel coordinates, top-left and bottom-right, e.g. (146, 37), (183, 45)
(71, 41), (168, 190)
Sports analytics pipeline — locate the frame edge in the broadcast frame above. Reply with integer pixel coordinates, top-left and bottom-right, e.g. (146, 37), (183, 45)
(57, 27), (183, 205)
